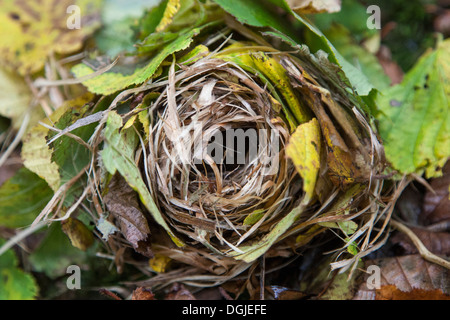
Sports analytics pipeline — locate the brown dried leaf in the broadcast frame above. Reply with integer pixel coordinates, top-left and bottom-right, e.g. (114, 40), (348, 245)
(165, 283), (196, 300)
(354, 255), (450, 300)
(422, 161), (450, 225)
(391, 227), (450, 256)
(376, 45), (404, 85)
(104, 174), (153, 258)
(434, 9), (450, 37)
(297, 84), (370, 187)
(375, 285), (450, 300)
(283, 59), (378, 188)
(132, 287), (156, 300)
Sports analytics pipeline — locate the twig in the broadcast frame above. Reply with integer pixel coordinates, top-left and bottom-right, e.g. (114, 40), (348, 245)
(34, 57), (119, 87)
(98, 289), (123, 301)
(0, 221), (47, 257)
(390, 219), (450, 270)
(259, 255), (265, 300)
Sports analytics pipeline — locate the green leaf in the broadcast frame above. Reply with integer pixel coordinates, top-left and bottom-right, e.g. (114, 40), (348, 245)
(101, 111), (184, 247)
(48, 96), (96, 186)
(29, 223), (87, 278)
(0, 168), (53, 229)
(310, 0), (378, 42)
(376, 38), (450, 178)
(95, 0), (162, 57)
(243, 209), (265, 226)
(213, 0), (291, 35)
(22, 93), (95, 191)
(322, 25), (390, 91)
(320, 260), (364, 300)
(233, 204), (306, 262)
(136, 31), (180, 54)
(0, 239), (38, 300)
(72, 26), (203, 95)
(318, 220), (358, 235)
(136, 0), (214, 41)
(154, 0), (181, 32)
(136, 0), (170, 38)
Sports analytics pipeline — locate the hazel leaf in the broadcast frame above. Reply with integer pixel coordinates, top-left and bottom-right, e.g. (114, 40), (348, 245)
(376, 38), (450, 178)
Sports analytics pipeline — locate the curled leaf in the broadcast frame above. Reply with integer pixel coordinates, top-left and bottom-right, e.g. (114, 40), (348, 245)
(61, 217), (94, 252)
(104, 174), (153, 257)
(286, 117), (321, 202)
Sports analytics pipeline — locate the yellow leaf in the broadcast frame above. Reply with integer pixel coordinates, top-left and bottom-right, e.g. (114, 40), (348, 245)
(149, 254), (172, 273)
(0, 68), (43, 130)
(21, 120), (62, 191)
(21, 93), (94, 191)
(123, 115), (138, 130)
(61, 217), (94, 251)
(156, 0), (181, 32)
(296, 81), (371, 187)
(0, 0), (102, 75)
(250, 52), (311, 125)
(286, 117), (321, 202)
(216, 43), (311, 129)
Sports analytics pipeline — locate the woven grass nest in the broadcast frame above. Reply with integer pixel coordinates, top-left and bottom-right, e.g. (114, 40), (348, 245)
(41, 3), (394, 289)
(95, 38), (391, 288)
(149, 56), (298, 251)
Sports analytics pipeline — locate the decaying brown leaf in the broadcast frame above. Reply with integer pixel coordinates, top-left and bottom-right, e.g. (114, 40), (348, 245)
(354, 255), (450, 300)
(375, 285), (450, 300)
(376, 45), (404, 85)
(61, 217), (94, 251)
(283, 57), (378, 187)
(422, 161), (450, 225)
(132, 287), (156, 300)
(165, 283), (196, 300)
(104, 174), (153, 258)
(391, 227), (450, 256)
